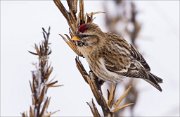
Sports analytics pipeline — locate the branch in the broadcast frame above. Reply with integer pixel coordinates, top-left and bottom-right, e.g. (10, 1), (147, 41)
(22, 27), (60, 117)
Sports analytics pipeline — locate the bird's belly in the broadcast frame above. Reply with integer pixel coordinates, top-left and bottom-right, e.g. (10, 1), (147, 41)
(88, 59), (124, 83)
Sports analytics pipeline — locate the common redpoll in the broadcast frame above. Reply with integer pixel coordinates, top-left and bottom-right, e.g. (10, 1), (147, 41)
(72, 23), (163, 91)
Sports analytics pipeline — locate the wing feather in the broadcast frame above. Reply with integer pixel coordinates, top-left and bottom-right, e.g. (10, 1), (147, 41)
(130, 44), (151, 71)
(103, 43), (130, 74)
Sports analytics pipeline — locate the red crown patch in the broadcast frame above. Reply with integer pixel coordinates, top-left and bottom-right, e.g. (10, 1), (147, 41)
(78, 24), (88, 33)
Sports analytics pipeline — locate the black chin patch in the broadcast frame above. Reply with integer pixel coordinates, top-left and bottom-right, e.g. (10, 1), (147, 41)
(76, 41), (85, 47)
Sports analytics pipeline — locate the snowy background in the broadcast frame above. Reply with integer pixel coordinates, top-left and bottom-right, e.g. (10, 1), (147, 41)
(1, 1), (179, 116)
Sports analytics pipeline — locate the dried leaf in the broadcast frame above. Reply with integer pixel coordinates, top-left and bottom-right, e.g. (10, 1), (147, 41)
(53, 0), (76, 33)
(114, 85), (132, 108)
(112, 103), (134, 113)
(79, 0), (85, 24)
(34, 44), (40, 55)
(47, 80), (58, 88)
(29, 81), (33, 93)
(107, 84), (116, 108)
(40, 97), (51, 117)
(29, 106), (34, 117)
(28, 51), (38, 55)
(59, 34), (82, 56)
(38, 86), (46, 104)
(53, 0), (69, 22)
(87, 99), (101, 117)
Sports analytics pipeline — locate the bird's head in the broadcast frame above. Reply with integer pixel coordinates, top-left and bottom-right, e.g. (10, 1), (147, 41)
(72, 23), (105, 49)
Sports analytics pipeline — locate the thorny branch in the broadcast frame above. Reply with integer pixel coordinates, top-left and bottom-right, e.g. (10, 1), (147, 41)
(22, 27), (60, 117)
(54, 0), (133, 116)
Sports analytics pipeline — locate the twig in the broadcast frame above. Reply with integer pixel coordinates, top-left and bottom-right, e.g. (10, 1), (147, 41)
(22, 27), (60, 117)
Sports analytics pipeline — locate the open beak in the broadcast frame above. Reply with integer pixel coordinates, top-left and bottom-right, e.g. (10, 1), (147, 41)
(71, 35), (80, 41)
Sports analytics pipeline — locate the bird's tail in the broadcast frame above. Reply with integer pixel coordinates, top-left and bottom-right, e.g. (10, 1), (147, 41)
(144, 73), (163, 92)
(149, 73), (163, 83)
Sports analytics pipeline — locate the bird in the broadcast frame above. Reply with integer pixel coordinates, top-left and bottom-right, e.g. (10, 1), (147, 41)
(71, 23), (163, 91)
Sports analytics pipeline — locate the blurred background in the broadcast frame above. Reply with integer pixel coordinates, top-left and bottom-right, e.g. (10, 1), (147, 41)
(1, 0), (179, 116)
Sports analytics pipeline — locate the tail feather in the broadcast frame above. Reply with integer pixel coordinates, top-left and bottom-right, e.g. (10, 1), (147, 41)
(149, 73), (163, 83)
(144, 73), (163, 92)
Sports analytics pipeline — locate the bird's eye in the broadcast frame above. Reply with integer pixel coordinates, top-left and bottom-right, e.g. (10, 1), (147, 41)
(78, 24), (88, 33)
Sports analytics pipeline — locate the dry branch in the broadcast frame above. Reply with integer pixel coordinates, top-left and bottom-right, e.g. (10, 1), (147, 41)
(22, 27), (60, 117)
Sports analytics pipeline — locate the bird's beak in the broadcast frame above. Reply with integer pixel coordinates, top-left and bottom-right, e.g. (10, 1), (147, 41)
(71, 35), (80, 41)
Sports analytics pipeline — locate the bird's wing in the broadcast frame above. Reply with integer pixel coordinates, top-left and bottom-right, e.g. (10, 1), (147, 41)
(104, 56), (128, 74)
(103, 41), (131, 74)
(104, 55), (149, 79)
(130, 44), (151, 71)
(103, 33), (150, 78)
(103, 42), (148, 79)
(121, 61), (148, 78)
